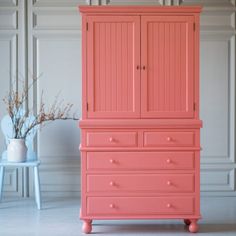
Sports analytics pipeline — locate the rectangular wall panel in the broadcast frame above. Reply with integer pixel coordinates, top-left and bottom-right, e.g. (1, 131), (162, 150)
(30, 35), (81, 196)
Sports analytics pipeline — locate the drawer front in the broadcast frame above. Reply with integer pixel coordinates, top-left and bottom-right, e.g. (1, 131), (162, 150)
(86, 132), (137, 147)
(87, 196), (194, 215)
(87, 152), (194, 170)
(144, 131), (195, 147)
(87, 174), (194, 193)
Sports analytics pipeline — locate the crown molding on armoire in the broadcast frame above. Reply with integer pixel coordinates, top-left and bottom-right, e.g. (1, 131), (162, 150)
(78, 5), (202, 234)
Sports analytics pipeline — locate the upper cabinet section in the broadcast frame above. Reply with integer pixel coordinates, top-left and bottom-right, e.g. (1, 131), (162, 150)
(80, 6), (201, 119)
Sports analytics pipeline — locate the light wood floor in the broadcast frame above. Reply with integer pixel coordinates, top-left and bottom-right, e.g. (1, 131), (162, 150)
(0, 196), (236, 235)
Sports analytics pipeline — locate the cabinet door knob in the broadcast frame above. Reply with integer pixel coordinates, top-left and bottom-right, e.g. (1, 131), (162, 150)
(110, 159), (115, 164)
(110, 181), (115, 186)
(136, 65), (140, 70)
(167, 181), (172, 186)
(142, 66), (146, 70)
(166, 159), (171, 163)
(109, 204), (115, 208)
(166, 203), (171, 208)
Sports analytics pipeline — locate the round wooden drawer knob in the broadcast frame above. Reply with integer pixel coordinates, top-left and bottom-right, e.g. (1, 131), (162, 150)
(110, 159), (115, 164)
(167, 181), (172, 186)
(109, 204), (115, 208)
(110, 181), (115, 186)
(166, 203), (171, 208)
(166, 159), (171, 163)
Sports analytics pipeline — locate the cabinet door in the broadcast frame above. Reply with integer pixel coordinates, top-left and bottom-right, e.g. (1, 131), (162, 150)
(87, 16), (140, 118)
(141, 16), (195, 118)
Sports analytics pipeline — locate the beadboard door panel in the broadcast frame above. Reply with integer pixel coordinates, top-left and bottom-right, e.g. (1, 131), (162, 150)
(86, 16), (141, 118)
(141, 16), (195, 118)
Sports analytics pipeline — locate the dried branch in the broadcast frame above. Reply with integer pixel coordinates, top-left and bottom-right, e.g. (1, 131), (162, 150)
(2, 76), (79, 139)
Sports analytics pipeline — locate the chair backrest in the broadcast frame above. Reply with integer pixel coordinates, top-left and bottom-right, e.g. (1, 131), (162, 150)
(1, 111), (38, 162)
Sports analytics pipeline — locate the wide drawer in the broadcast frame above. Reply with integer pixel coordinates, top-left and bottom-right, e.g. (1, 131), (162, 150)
(87, 174), (194, 193)
(87, 152), (194, 170)
(86, 131), (137, 147)
(144, 131), (195, 147)
(87, 196), (194, 215)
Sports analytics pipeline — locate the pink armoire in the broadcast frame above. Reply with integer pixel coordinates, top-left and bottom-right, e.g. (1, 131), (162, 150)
(79, 5), (202, 234)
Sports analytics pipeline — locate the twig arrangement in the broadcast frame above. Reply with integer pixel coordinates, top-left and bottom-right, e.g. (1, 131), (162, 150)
(3, 76), (79, 139)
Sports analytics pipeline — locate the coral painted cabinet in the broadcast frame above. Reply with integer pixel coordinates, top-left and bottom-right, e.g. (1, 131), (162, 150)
(79, 6), (202, 234)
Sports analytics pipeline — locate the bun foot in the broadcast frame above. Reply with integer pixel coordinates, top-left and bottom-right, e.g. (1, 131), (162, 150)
(82, 220), (92, 234)
(189, 220), (199, 233)
(184, 219), (191, 225)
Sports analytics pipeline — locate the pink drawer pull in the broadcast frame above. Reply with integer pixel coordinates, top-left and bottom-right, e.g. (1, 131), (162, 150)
(109, 137), (114, 142)
(109, 159), (115, 164)
(166, 203), (171, 208)
(166, 158), (171, 164)
(167, 181), (172, 186)
(109, 203), (115, 208)
(166, 137), (172, 142)
(110, 181), (116, 186)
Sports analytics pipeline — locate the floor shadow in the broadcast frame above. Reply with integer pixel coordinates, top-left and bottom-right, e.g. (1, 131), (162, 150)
(200, 224), (236, 233)
(92, 222), (189, 234)
(91, 222), (236, 234)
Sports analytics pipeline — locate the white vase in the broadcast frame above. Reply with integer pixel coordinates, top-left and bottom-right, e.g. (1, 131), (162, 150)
(7, 139), (27, 162)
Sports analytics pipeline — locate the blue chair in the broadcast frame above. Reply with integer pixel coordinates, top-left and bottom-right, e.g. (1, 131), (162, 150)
(0, 114), (41, 209)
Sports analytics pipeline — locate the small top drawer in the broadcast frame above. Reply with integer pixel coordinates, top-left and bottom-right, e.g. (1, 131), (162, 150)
(144, 131), (195, 147)
(86, 131), (138, 147)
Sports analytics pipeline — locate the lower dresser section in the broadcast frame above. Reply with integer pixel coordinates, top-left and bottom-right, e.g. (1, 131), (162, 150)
(80, 130), (201, 233)
(87, 196), (195, 215)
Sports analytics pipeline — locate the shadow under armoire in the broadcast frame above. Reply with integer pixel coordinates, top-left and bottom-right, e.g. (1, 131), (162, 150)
(79, 5), (202, 234)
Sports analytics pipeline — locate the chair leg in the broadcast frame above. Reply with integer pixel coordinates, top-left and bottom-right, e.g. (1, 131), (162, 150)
(34, 166), (41, 210)
(0, 166), (5, 202)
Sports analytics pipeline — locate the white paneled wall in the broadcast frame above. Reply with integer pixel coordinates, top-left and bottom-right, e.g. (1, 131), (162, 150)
(27, 0), (86, 197)
(0, 0), (235, 197)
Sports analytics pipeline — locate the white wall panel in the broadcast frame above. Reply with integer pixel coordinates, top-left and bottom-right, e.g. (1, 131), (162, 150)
(27, 0), (85, 197)
(0, 10), (17, 29)
(33, 0), (89, 7)
(179, 0), (235, 7)
(34, 36), (81, 158)
(0, 0), (17, 7)
(200, 40), (229, 159)
(201, 169), (235, 191)
(105, 0), (163, 5)
(32, 10), (81, 30)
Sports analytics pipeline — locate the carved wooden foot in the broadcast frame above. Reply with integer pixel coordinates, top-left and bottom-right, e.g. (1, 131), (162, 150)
(82, 220), (92, 234)
(189, 219), (199, 233)
(184, 219), (191, 225)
